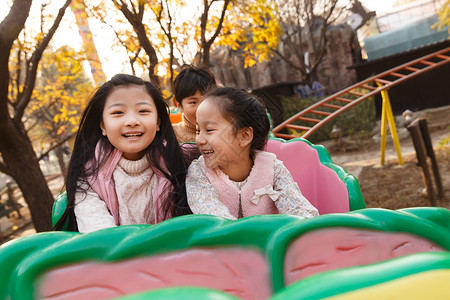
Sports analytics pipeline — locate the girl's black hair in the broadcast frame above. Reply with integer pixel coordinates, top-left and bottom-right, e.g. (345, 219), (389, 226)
(54, 74), (191, 231)
(173, 65), (216, 105)
(204, 87), (271, 153)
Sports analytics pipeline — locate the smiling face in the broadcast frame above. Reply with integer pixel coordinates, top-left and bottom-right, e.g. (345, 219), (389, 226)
(195, 99), (253, 181)
(179, 90), (202, 125)
(100, 85), (160, 160)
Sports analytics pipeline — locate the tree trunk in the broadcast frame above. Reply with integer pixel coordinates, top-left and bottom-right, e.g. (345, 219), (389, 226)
(55, 145), (67, 180)
(0, 120), (53, 232)
(202, 46), (210, 67)
(303, 72), (315, 87)
(0, 0), (70, 232)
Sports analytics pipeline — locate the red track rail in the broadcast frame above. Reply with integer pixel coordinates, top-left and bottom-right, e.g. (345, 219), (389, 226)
(273, 47), (450, 140)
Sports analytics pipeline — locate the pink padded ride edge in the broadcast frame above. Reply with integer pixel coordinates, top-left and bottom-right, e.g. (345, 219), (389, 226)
(265, 139), (349, 214)
(39, 248), (272, 300)
(284, 227), (445, 285)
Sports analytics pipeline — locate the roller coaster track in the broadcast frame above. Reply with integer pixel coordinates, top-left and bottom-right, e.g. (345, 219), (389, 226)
(273, 46), (450, 140)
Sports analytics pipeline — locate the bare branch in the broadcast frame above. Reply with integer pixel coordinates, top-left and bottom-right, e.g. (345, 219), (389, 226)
(14, 0), (72, 121)
(113, 0), (159, 84)
(274, 0), (343, 83)
(205, 0), (230, 48)
(37, 133), (75, 162)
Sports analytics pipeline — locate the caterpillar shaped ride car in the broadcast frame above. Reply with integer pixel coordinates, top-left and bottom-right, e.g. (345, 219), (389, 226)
(1, 138), (448, 300)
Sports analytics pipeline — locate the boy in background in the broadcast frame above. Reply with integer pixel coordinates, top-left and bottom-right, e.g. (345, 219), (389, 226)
(172, 65), (217, 143)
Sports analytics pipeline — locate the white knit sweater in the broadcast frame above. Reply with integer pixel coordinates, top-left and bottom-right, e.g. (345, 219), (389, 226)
(74, 156), (157, 233)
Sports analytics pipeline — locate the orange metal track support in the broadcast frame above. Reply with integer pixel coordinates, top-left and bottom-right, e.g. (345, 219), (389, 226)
(273, 47), (450, 140)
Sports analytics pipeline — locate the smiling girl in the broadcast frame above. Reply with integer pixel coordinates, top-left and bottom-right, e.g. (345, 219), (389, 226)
(54, 74), (191, 232)
(187, 87), (318, 219)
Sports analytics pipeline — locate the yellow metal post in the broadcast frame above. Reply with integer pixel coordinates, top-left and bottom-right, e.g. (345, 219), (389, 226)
(379, 92), (388, 165)
(378, 84), (404, 166)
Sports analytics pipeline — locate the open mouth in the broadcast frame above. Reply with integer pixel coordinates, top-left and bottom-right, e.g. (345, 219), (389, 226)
(202, 150), (214, 157)
(123, 133), (143, 138)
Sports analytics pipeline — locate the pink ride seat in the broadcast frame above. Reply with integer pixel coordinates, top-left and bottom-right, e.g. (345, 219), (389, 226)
(265, 138), (365, 214)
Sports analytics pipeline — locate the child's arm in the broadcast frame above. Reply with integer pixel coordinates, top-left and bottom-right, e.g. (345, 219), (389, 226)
(273, 160), (319, 218)
(186, 161), (237, 220)
(74, 183), (117, 233)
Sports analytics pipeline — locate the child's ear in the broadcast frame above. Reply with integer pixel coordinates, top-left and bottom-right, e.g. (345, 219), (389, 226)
(174, 100), (183, 111)
(100, 122), (107, 136)
(157, 119), (160, 131)
(176, 102), (185, 113)
(239, 127), (253, 147)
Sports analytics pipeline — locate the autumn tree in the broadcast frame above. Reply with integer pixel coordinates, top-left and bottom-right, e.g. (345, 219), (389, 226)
(436, 0), (450, 34)
(272, 0), (349, 85)
(28, 46), (93, 178)
(110, 0), (161, 85)
(84, 0), (229, 93)
(0, 0), (72, 231)
(215, 0), (281, 68)
(85, 0), (280, 94)
(93, 0), (182, 88)
(196, 0), (231, 67)
(147, 0), (177, 91)
(83, 1), (144, 77)
(150, 0), (231, 90)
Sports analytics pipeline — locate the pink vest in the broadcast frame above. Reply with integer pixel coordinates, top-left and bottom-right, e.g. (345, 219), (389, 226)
(86, 142), (171, 225)
(198, 151), (280, 218)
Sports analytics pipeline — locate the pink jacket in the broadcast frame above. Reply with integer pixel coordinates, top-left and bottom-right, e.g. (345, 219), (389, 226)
(197, 151), (280, 218)
(86, 142), (171, 225)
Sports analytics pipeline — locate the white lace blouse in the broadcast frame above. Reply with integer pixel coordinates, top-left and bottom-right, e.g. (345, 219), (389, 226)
(186, 158), (319, 220)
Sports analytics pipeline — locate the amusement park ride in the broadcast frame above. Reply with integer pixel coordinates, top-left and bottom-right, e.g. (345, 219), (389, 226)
(1, 2), (449, 298)
(273, 46), (450, 166)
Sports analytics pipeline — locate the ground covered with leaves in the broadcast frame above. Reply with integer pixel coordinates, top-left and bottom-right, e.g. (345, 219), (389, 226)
(358, 148), (450, 210)
(327, 104), (450, 211)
